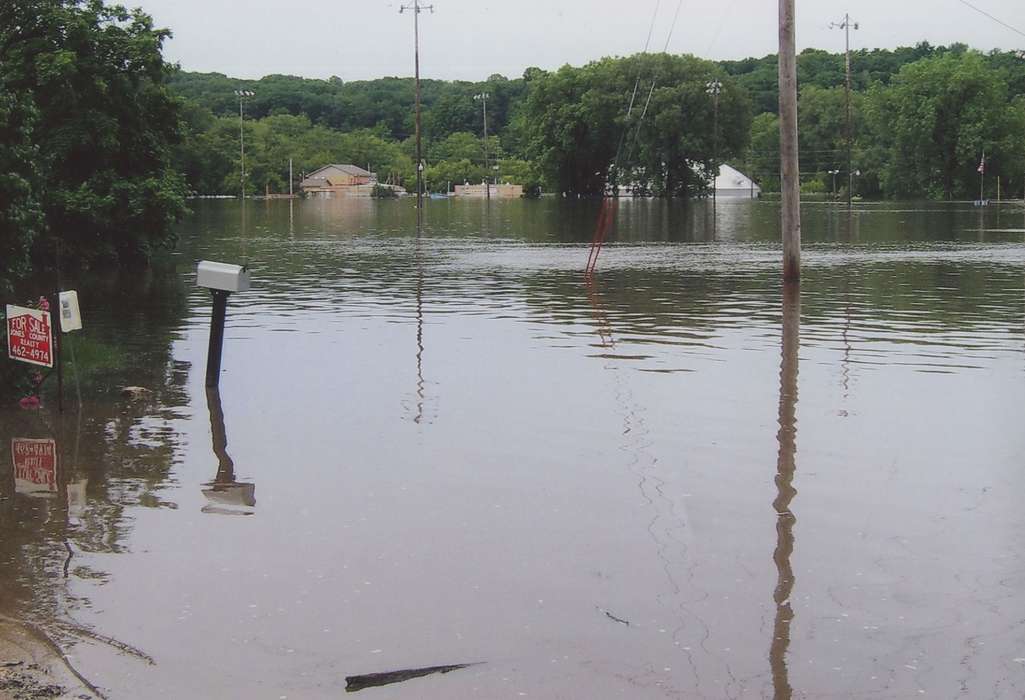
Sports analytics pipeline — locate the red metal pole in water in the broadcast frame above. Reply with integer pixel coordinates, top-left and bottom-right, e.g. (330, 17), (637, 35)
(586, 198), (618, 276)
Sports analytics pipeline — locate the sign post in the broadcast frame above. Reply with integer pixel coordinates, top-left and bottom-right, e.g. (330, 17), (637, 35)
(6, 305), (54, 368)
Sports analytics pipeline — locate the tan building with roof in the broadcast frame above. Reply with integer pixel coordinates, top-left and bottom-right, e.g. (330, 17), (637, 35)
(301, 164), (377, 196)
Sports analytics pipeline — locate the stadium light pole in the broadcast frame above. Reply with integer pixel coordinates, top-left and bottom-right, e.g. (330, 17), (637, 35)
(234, 90), (255, 200)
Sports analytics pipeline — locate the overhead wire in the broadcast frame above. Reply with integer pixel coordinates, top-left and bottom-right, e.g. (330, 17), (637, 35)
(614, 0), (663, 168)
(954, 0), (1025, 40)
(589, 0), (672, 276)
(704, 0), (741, 56)
(587, 0), (687, 276)
(638, 0), (685, 124)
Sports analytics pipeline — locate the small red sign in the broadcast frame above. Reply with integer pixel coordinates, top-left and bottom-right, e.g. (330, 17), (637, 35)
(12, 438), (58, 496)
(6, 304), (53, 368)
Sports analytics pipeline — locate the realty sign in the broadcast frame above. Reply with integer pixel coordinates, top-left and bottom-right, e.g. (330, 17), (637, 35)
(6, 304), (53, 368)
(12, 438), (58, 496)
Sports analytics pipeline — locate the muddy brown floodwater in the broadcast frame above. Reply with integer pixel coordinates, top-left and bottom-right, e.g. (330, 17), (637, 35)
(1, 198), (1024, 698)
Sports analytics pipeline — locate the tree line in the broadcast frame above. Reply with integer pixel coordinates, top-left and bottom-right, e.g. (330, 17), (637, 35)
(173, 42), (1025, 201)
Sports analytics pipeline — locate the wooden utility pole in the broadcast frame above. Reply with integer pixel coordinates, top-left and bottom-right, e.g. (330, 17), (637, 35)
(778, 0), (801, 282)
(706, 79), (723, 209)
(831, 14), (858, 207)
(400, 0), (434, 213)
(474, 91), (491, 201)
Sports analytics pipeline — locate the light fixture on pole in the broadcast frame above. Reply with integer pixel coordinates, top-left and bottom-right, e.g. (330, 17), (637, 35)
(234, 90), (255, 200)
(474, 92), (490, 200)
(400, 0), (435, 216)
(828, 169), (841, 198)
(705, 79), (723, 207)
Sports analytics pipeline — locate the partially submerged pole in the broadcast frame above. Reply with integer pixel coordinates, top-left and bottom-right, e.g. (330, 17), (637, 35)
(832, 14), (858, 207)
(475, 91), (491, 202)
(52, 293), (63, 414)
(205, 291), (229, 389)
(197, 262), (251, 388)
(778, 0), (801, 282)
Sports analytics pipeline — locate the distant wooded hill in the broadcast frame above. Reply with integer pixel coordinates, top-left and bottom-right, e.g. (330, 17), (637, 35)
(170, 43), (1025, 140)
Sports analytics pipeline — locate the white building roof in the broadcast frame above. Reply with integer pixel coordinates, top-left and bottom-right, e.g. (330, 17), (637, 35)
(715, 163), (761, 195)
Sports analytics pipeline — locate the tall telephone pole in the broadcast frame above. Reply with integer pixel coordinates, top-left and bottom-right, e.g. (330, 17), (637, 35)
(830, 14), (858, 207)
(779, 0), (801, 281)
(400, 0), (434, 213)
(474, 91), (490, 201)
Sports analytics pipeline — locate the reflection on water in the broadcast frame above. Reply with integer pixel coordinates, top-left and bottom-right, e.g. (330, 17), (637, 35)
(1, 198), (1023, 698)
(770, 283), (799, 700)
(413, 231), (427, 425)
(202, 387), (255, 515)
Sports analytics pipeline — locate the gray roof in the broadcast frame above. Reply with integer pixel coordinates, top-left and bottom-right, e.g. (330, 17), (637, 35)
(306, 164), (375, 179)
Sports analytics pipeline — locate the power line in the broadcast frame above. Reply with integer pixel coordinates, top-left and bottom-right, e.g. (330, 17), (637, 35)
(955, 0), (1025, 39)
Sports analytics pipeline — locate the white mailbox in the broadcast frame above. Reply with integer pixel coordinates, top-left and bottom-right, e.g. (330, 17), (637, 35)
(197, 261), (251, 293)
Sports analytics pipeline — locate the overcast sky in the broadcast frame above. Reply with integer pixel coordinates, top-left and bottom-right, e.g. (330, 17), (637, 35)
(131, 0), (1025, 81)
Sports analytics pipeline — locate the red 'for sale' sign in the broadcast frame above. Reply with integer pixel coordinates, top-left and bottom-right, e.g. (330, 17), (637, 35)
(12, 438), (58, 496)
(6, 304), (53, 368)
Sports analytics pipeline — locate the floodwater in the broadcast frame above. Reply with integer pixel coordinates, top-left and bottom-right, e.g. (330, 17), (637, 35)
(1, 197), (1024, 699)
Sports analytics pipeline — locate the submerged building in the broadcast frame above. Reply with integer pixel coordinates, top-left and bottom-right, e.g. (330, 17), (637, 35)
(452, 183), (524, 198)
(301, 164), (381, 197)
(714, 164), (761, 199)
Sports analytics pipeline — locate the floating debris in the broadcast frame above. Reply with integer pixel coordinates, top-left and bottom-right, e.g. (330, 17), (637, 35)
(345, 663), (481, 692)
(596, 607), (630, 626)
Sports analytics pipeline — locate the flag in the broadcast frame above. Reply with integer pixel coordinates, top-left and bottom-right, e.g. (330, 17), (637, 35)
(977, 155), (986, 174)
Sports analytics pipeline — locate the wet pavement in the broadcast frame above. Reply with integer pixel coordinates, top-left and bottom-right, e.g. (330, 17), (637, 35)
(1, 198), (1024, 698)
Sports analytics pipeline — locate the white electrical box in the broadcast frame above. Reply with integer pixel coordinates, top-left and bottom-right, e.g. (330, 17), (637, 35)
(58, 290), (82, 332)
(197, 261), (251, 293)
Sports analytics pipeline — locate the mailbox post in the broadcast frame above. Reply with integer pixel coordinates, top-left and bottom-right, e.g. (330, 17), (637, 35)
(196, 261), (250, 388)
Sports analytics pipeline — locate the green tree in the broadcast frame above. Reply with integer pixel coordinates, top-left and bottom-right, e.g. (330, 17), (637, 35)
(497, 158), (541, 196)
(865, 51), (1014, 199)
(526, 53), (749, 197)
(429, 132), (486, 162)
(0, 0), (188, 272)
(798, 85), (866, 193)
(746, 112), (780, 192)
(424, 159), (485, 192)
(0, 88), (43, 294)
